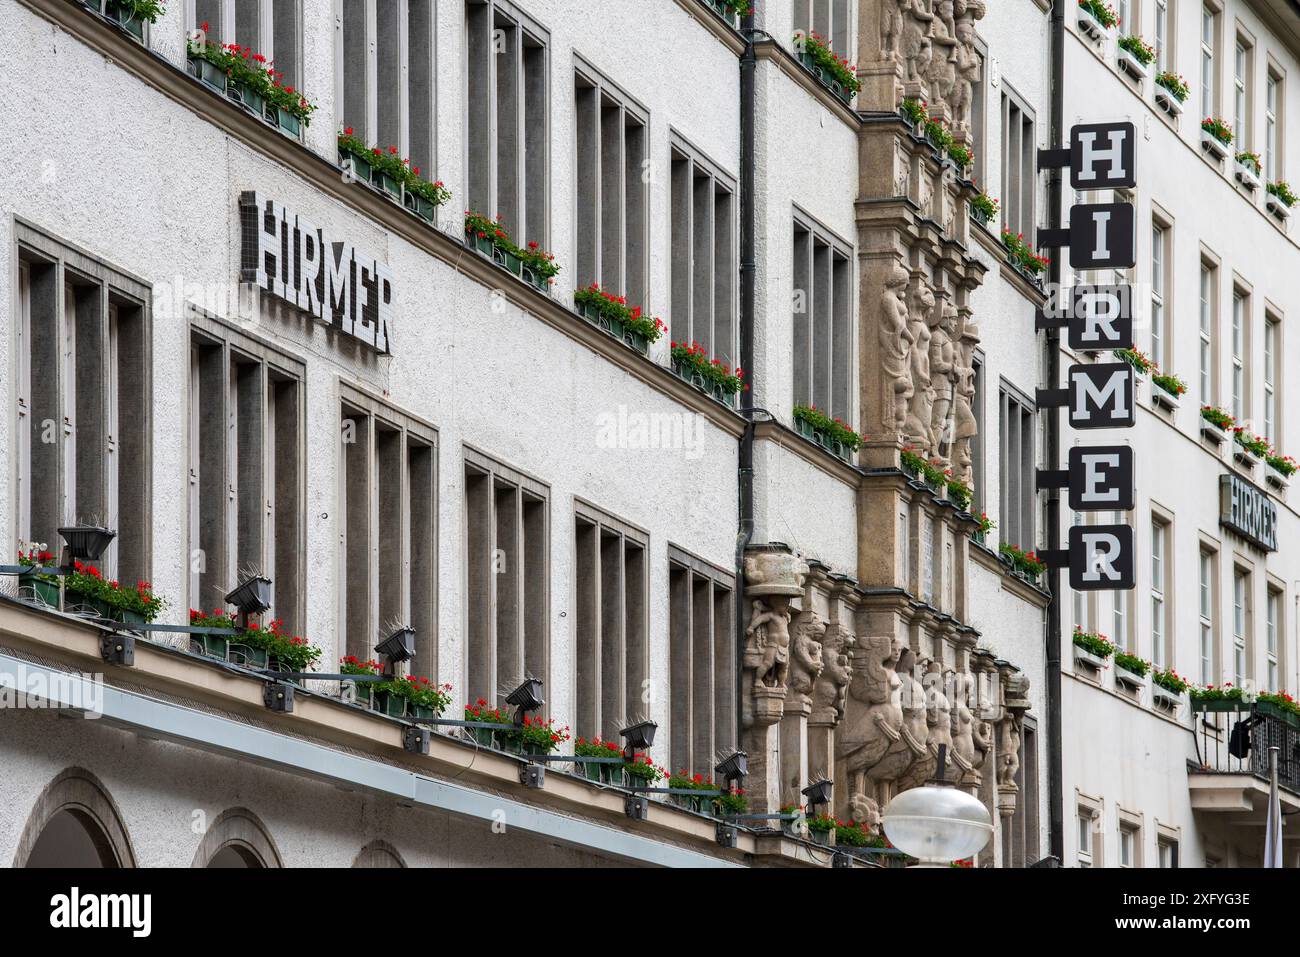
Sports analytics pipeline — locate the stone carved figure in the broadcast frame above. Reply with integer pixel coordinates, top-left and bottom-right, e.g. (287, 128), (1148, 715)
(898, 660), (954, 790)
(850, 793), (883, 834)
(838, 635), (904, 804)
(881, 0), (903, 55)
(951, 17), (982, 134)
(746, 598), (792, 689)
(997, 716), (1022, 788)
(972, 718), (993, 774)
(928, 301), (959, 457)
(788, 610), (827, 704)
(811, 625), (855, 721)
(927, 0), (959, 106)
(904, 276), (937, 451)
(951, 316), (980, 486)
(880, 264), (915, 433)
(949, 671), (982, 782)
(901, 0), (934, 85)
(866, 644), (930, 791)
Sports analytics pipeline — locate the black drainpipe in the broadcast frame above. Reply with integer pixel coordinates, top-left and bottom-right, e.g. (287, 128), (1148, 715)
(735, 11), (757, 741)
(1044, 0), (1066, 864)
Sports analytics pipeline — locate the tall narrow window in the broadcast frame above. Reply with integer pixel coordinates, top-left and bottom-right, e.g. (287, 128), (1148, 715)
(668, 548), (736, 777)
(1266, 586), (1282, 692)
(1266, 71), (1283, 182)
(1200, 547), (1217, 685)
(1232, 567), (1251, 687)
(466, 0), (549, 247)
(1151, 517), (1169, 670)
(793, 0), (853, 59)
(1199, 262), (1216, 407)
(999, 385), (1037, 552)
(16, 226), (151, 590)
(1264, 315), (1280, 440)
(1150, 222), (1168, 368)
(574, 62), (649, 307)
(193, 1), (300, 91)
(1201, 6), (1217, 121)
(1000, 89), (1037, 240)
(337, 1), (438, 182)
(1154, 0), (1169, 72)
(574, 504), (648, 743)
(339, 389), (439, 675)
(670, 136), (738, 363)
(1234, 39), (1252, 150)
(464, 451), (548, 706)
(1231, 290), (1248, 421)
(1072, 512), (1090, 632)
(190, 319), (304, 626)
(792, 216), (853, 423)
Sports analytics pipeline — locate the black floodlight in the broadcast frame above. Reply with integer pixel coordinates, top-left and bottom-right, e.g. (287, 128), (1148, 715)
(263, 680), (294, 713)
(376, 625), (417, 664)
(715, 750), (749, 786)
(802, 778), (834, 810)
(59, 525), (116, 562)
(620, 719), (658, 752)
(226, 575), (273, 616)
(520, 765), (545, 789)
(506, 678), (545, 715)
(716, 823), (738, 848)
(625, 795), (649, 820)
(403, 726), (430, 755)
(100, 634), (134, 667)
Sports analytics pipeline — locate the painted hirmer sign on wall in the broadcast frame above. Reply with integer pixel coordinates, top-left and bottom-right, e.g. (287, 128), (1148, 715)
(1220, 474), (1279, 552)
(239, 191), (395, 353)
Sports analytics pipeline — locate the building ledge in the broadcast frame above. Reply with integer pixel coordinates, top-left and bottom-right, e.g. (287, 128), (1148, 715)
(753, 420), (863, 487)
(670, 0), (747, 55)
(19, 0), (748, 442)
(969, 541), (1052, 607)
(0, 596), (827, 868)
(754, 39), (863, 130)
(1188, 771), (1300, 815)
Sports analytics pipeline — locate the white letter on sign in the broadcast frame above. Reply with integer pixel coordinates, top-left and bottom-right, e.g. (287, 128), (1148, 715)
(1090, 209), (1113, 260)
(1078, 289), (1120, 343)
(1079, 452), (1121, 505)
(1076, 129), (1129, 183)
(1080, 532), (1122, 582)
(1073, 369), (1129, 421)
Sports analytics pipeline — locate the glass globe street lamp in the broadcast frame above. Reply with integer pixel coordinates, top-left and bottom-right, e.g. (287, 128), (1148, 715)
(881, 746), (993, 867)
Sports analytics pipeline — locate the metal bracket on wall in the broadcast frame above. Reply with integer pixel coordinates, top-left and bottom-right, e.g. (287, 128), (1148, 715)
(99, 633), (134, 667)
(263, 680), (294, 713)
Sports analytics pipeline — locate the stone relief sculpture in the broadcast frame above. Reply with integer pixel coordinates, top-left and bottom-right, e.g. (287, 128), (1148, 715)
(746, 599), (792, 689)
(838, 634), (904, 805)
(898, 660), (953, 790)
(900, 0), (934, 85)
(951, 316), (980, 487)
(880, 264), (915, 433)
(928, 1), (959, 104)
(850, 793), (883, 833)
(881, 0), (904, 55)
(951, 17), (982, 133)
(873, 0), (985, 132)
(904, 275), (936, 451)
(811, 624), (855, 722)
(997, 716), (1022, 788)
(928, 301), (958, 458)
(788, 610), (827, 704)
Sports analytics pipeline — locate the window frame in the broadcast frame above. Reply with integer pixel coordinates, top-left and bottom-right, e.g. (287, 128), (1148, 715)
(792, 208), (855, 424)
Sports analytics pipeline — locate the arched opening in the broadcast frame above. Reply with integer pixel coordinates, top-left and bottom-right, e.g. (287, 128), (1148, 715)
(207, 844), (265, 868)
(352, 840), (406, 868)
(26, 808), (121, 868)
(14, 768), (135, 868)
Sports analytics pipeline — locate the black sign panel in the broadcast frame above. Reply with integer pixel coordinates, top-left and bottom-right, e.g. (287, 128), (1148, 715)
(1069, 122), (1137, 190)
(1068, 363), (1135, 429)
(1067, 202), (1136, 270)
(1066, 523), (1136, 591)
(1068, 446), (1135, 511)
(1051, 284), (1134, 351)
(1220, 474), (1279, 551)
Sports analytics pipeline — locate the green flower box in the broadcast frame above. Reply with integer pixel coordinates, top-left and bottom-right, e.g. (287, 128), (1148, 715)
(191, 633), (229, 660)
(576, 300), (651, 356)
(520, 264), (549, 293)
(1189, 697), (1247, 713)
(470, 726), (496, 749)
(1255, 700), (1300, 729)
(188, 54), (227, 94)
(793, 416), (848, 460)
(970, 203), (992, 227)
(671, 360), (737, 407)
(403, 190), (437, 223)
(265, 103), (302, 138)
(345, 681), (371, 708)
(465, 231), (495, 259)
(340, 150), (373, 185)
(21, 575), (61, 609)
(582, 762), (604, 783)
(227, 643), (269, 670)
(372, 169), (402, 200)
(602, 764), (624, 786)
(702, 0), (740, 27)
(106, 1), (145, 40)
(373, 690), (408, 718)
(227, 79), (266, 118)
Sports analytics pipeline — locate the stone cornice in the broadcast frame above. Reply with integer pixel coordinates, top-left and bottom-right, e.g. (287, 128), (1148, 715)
(753, 420), (864, 487)
(754, 39), (864, 130)
(20, 0), (747, 441)
(670, 0), (747, 55)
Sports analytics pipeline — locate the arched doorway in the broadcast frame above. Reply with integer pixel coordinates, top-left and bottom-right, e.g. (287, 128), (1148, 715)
(192, 808), (282, 868)
(207, 844), (265, 868)
(15, 768), (135, 868)
(352, 840), (406, 868)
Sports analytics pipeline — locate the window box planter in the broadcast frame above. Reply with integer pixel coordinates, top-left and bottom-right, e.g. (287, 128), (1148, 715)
(1200, 129), (1230, 162)
(1257, 699), (1300, 730)
(403, 190), (438, 224)
(188, 52), (228, 94)
(672, 359), (736, 407)
(970, 203), (992, 228)
(227, 79), (267, 120)
(576, 299), (652, 357)
(372, 690), (409, 718)
(1265, 469), (1291, 493)
(1152, 683), (1181, 711)
(1150, 385), (1179, 413)
(338, 149), (373, 186)
(1114, 663), (1146, 692)
(699, 0), (742, 29)
(1153, 86), (1184, 117)
(371, 168), (403, 201)
(1234, 159), (1261, 191)
(1266, 191), (1293, 221)
(105, 0), (146, 40)
(793, 416), (849, 460)
(1189, 696), (1246, 714)
(1076, 5), (1109, 40)
(190, 632), (230, 661)
(264, 102), (302, 139)
(227, 642), (270, 670)
(1117, 45), (1150, 81)
(18, 572), (60, 609)
(1073, 645), (1108, 672)
(796, 51), (853, 105)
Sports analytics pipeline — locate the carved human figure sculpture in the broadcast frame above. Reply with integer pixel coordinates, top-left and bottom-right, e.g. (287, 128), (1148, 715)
(904, 275), (936, 450)
(928, 301), (959, 458)
(746, 598), (793, 689)
(788, 610), (827, 704)
(880, 263), (915, 433)
(901, 0), (934, 85)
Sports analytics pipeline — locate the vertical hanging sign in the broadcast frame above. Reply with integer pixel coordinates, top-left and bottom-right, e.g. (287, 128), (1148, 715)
(1033, 122), (1138, 592)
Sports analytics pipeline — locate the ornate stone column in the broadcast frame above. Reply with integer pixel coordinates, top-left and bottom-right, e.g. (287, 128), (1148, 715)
(743, 545), (809, 814)
(809, 576), (858, 801)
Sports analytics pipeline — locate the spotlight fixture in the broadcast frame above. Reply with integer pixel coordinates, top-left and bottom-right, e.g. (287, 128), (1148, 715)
(624, 795), (649, 820)
(100, 634), (134, 667)
(802, 778), (834, 811)
(619, 719), (658, 753)
(505, 678), (545, 718)
(59, 525), (116, 563)
(403, 726), (430, 755)
(520, 765), (545, 789)
(715, 823), (738, 848)
(263, 680), (294, 713)
(715, 750), (749, 786)
(225, 575), (273, 616)
(375, 625), (417, 665)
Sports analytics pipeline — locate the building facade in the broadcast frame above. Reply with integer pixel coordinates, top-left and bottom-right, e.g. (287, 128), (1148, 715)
(14, 0), (1288, 870)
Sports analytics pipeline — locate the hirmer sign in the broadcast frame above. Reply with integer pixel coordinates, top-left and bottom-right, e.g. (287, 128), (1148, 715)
(239, 191), (395, 353)
(1220, 474), (1278, 552)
